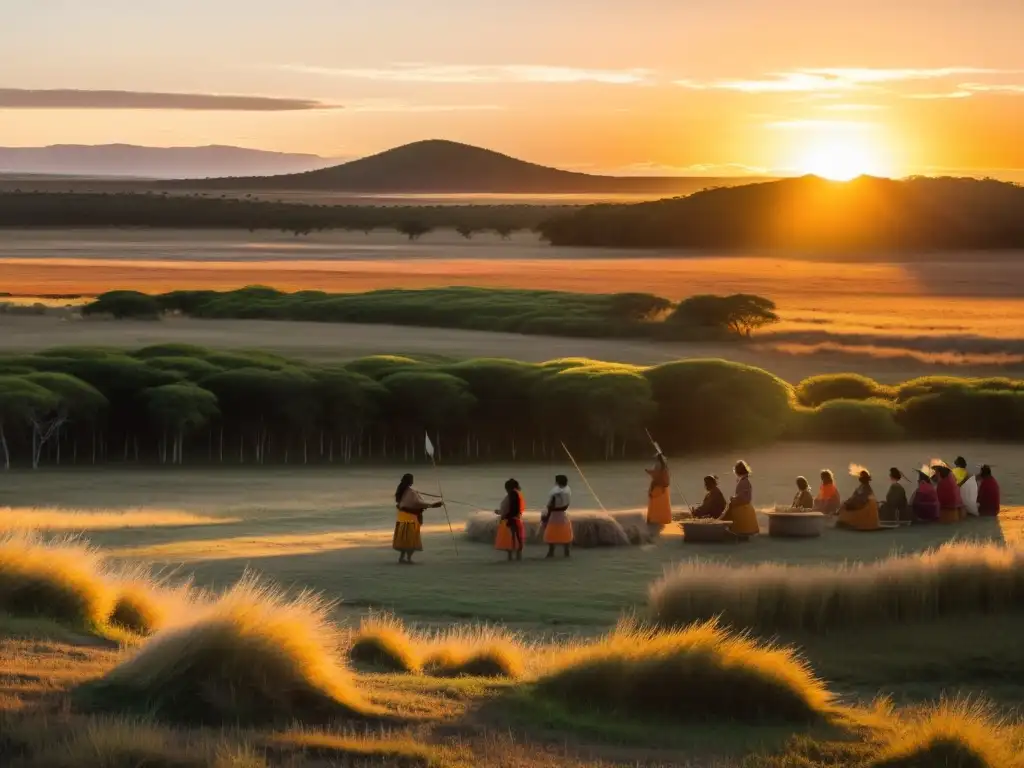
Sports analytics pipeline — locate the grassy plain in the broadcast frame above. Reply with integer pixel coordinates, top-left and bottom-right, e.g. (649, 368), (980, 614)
(4, 229), (1024, 380)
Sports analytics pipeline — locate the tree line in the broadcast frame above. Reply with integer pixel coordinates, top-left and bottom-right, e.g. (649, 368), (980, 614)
(82, 287), (781, 341)
(538, 175), (1024, 251)
(0, 192), (561, 238)
(0, 346), (1021, 470)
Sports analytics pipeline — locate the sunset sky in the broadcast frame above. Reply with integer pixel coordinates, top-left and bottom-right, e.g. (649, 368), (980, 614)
(3, 0), (1023, 179)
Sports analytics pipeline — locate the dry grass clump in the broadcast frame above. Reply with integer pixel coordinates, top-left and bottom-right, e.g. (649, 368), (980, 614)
(349, 613), (421, 673)
(0, 531), (117, 629)
(264, 729), (471, 767)
(1, 715), (266, 768)
(533, 619), (832, 723)
(464, 511), (632, 547)
(422, 625), (526, 679)
(648, 541), (1024, 633)
(79, 576), (379, 726)
(871, 699), (1021, 768)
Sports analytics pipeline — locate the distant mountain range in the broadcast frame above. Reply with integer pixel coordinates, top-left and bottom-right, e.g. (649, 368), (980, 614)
(0, 144), (341, 179)
(168, 140), (766, 194)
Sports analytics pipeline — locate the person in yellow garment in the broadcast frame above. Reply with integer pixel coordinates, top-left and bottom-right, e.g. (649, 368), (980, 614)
(952, 456), (970, 487)
(645, 453), (673, 525)
(721, 460), (759, 536)
(393, 473), (443, 565)
(543, 474), (573, 558)
(837, 466), (880, 531)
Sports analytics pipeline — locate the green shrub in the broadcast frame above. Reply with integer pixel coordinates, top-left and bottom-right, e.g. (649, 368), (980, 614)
(788, 399), (904, 441)
(796, 373), (892, 406)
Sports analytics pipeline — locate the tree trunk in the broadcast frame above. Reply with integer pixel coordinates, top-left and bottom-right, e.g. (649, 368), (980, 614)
(219, 427), (224, 463)
(0, 424), (9, 470)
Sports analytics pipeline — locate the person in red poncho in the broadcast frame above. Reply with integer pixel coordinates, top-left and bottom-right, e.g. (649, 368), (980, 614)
(933, 464), (962, 524)
(911, 469), (940, 523)
(977, 465), (1001, 517)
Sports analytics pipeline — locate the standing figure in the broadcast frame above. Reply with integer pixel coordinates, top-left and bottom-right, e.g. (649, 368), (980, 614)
(543, 474), (573, 558)
(838, 467), (880, 531)
(879, 468), (909, 526)
(792, 476), (814, 510)
(813, 470), (842, 515)
(645, 453), (672, 525)
(933, 464), (963, 523)
(393, 473), (442, 565)
(691, 475), (727, 519)
(721, 461), (759, 536)
(910, 468), (940, 522)
(977, 465), (1001, 517)
(495, 478), (526, 561)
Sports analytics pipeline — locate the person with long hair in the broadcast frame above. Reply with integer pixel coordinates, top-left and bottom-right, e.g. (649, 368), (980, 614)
(879, 467), (909, 526)
(792, 476), (814, 510)
(392, 473), (442, 564)
(813, 469), (841, 514)
(645, 453), (672, 525)
(837, 466), (880, 531)
(494, 478), (526, 561)
(721, 460), (759, 536)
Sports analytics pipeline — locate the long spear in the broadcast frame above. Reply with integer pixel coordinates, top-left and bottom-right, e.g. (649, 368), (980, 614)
(561, 440), (608, 513)
(424, 431), (459, 556)
(645, 428), (690, 509)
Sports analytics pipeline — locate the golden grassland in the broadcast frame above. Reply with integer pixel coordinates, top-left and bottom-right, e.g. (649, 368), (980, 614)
(3, 525), (1024, 766)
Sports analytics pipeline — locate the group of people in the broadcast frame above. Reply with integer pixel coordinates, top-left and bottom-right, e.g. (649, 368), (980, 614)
(392, 453), (1005, 561)
(392, 472), (574, 563)
(669, 454), (1002, 533)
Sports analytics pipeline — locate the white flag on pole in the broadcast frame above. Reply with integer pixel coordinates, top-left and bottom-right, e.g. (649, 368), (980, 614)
(424, 431), (435, 459)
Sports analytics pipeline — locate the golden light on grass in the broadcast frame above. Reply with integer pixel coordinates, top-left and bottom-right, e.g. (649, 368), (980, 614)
(0, 508), (239, 532)
(534, 618), (833, 723)
(81, 575), (380, 726)
(349, 613), (421, 673)
(422, 625), (527, 679)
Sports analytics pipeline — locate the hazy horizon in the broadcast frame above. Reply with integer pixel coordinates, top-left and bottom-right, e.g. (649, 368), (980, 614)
(3, 1), (1023, 182)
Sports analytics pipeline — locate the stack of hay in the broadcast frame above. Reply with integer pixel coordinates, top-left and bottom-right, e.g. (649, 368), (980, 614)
(764, 505), (826, 538)
(465, 510), (653, 548)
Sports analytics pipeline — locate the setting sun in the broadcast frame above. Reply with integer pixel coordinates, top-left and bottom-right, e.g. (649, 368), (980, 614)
(794, 131), (895, 181)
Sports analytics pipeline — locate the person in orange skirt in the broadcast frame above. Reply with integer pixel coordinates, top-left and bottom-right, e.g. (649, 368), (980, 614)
(543, 474), (573, 558)
(494, 478), (526, 561)
(393, 473), (443, 565)
(646, 453), (672, 525)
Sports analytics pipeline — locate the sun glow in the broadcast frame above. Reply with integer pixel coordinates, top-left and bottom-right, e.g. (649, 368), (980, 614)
(795, 132), (894, 181)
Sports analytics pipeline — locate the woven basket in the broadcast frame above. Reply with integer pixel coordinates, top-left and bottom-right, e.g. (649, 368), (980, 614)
(765, 510), (826, 538)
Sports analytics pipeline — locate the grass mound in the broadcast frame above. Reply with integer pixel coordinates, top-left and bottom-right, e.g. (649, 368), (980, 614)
(464, 510), (632, 547)
(264, 729), (470, 768)
(79, 577), (379, 726)
(533, 620), (832, 724)
(422, 626), (526, 679)
(349, 613), (420, 673)
(0, 532), (116, 629)
(871, 700), (1019, 768)
(648, 541), (1024, 633)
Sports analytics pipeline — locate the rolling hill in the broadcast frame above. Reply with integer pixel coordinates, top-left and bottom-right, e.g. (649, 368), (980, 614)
(171, 139), (763, 194)
(538, 174), (1024, 250)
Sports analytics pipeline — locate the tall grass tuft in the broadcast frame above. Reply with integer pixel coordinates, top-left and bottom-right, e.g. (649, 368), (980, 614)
(422, 625), (526, 679)
(349, 613), (421, 673)
(871, 699), (1019, 768)
(80, 576), (379, 726)
(648, 542), (1024, 633)
(0, 531), (116, 629)
(533, 619), (832, 723)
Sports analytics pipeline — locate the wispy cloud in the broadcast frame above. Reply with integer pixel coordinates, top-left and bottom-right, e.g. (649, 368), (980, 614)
(959, 82), (1024, 94)
(610, 161), (770, 177)
(283, 63), (653, 85)
(678, 67), (1014, 94)
(0, 88), (335, 111)
(907, 91), (973, 100)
